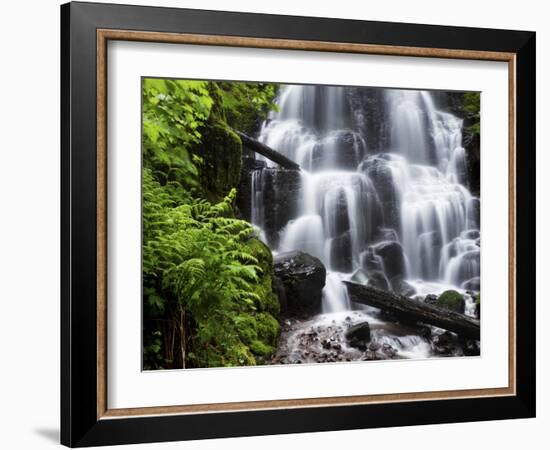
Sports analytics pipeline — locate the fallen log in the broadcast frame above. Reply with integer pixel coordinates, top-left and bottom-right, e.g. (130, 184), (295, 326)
(343, 281), (480, 340)
(234, 130), (301, 171)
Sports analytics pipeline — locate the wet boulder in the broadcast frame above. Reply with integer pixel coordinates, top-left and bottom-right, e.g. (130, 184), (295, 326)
(462, 277), (480, 291)
(258, 168), (303, 247)
(360, 248), (384, 272)
(329, 231), (352, 272)
(390, 276), (416, 297)
(375, 227), (399, 242)
(350, 268), (369, 285)
(453, 250), (480, 286)
(367, 270), (390, 291)
(461, 338), (481, 356)
(350, 267), (391, 291)
(273, 251), (327, 318)
(461, 229), (480, 240)
(328, 188), (350, 236)
(311, 130), (366, 171)
(360, 155), (401, 230)
(371, 240), (407, 280)
(424, 294), (438, 305)
(345, 322), (371, 349)
(433, 331), (462, 356)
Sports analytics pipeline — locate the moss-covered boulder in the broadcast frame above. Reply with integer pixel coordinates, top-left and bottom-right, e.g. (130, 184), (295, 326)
(197, 122), (242, 202)
(241, 238), (281, 362)
(214, 81), (278, 134)
(245, 238), (280, 317)
(437, 290), (465, 314)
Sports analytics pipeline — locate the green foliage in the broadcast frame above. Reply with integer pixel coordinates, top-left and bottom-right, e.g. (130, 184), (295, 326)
(437, 290), (465, 314)
(141, 78), (281, 369)
(143, 330), (164, 368)
(463, 92), (480, 135)
(143, 170), (266, 366)
(142, 78), (213, 193)
(245, 239), (280, 317)
(192, 82), (278, 201)
(215, 81), (279, 132)
(197, 123), (243, 202)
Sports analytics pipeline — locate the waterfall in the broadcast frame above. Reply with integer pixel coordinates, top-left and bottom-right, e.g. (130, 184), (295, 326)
(251, 85), (480, 313)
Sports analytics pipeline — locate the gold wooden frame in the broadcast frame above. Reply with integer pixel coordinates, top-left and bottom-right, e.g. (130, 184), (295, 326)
(96, 29), (517, 420)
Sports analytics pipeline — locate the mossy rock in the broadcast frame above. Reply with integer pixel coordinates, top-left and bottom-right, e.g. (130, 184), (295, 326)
(246, 237), (273, 270)
(197, 122), (242, 202)
(206, 82), (227, 122)
(213, 81), (278, 134)
(436, 290), (465, 314)
(249, 340), (275, 358)
(255, 312), (279, 344)
(242, 238), (281, 362)
(227, 344), (256, 367)
(245, 239), (280, 317)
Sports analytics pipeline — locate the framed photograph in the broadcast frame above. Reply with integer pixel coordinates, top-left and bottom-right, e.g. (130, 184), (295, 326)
(61, 1), (536, 447)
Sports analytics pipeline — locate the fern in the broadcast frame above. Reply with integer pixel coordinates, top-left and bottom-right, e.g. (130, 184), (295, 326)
(143, 169), (273, 368)
(142, 78), (281, 370)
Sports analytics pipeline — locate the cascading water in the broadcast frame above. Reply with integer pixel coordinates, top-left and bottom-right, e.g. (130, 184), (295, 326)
(251, 84), (480, 362)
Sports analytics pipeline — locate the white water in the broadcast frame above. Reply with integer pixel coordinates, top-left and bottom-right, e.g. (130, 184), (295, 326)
(251, 85), (480, 359)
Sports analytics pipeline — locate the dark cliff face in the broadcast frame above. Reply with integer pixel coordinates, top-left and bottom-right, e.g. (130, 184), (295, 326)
(431, 90), (481, 196)
(345, 87), (390, 152)
(237, 164), (303, 248)
(259, 168), (303, 248)
(236, 156), (266, 221)
(344, 88), (480, 197)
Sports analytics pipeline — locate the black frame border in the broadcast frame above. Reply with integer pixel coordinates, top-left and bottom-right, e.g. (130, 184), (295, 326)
(61, 1), (536, 447)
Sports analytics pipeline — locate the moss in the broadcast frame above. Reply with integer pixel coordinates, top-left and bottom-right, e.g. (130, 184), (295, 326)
(224, 101), (261, 134)
(223, 344), (256, 367)
(196, 122), (242, 202)
(233, 314), (257, 343)
(241, 238), (281, 362)
(245, 238), (280, 317)
(463, 92), (481, 135)
(255, 312), (280, 345)
(206, 83), (227, 123)
(437, 290), (465, 314)
(249, 340), (275, 357)
(216, 81), (279, 134)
